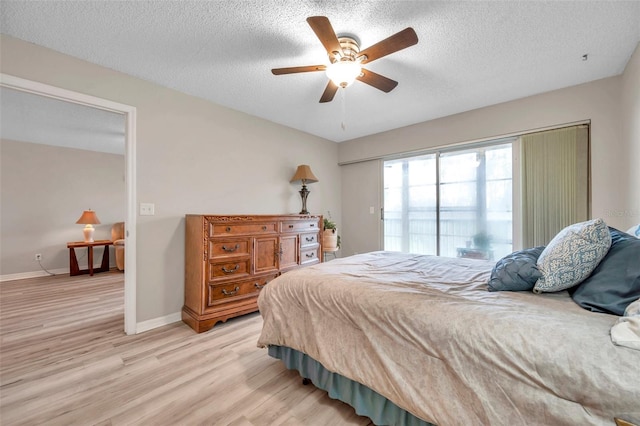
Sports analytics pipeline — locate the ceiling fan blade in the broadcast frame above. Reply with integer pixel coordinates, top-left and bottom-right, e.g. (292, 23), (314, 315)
(319, 81), (339, 103)
(307, 16), (343, 58)
(272, 65), (326, 75)
(357, 68), (398, 93)
(358, 27), (418, 64)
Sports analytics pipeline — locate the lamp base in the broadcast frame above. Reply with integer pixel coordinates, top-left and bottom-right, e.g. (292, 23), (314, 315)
(299, 185), (310, 215)
(83, 225), (95, 243)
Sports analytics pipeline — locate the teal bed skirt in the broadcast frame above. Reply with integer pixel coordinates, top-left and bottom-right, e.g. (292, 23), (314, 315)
(268, 345), (434, 426)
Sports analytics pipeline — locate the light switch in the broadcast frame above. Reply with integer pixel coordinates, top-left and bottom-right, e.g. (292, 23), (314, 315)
(140, 203), (155, 216)
(369, 206), (375, 214)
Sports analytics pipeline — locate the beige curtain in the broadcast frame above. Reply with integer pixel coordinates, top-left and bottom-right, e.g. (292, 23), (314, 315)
(521, 125), (589, 247)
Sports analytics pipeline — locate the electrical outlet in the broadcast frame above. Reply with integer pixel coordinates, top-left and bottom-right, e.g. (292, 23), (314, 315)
(35, 254), (42, 261)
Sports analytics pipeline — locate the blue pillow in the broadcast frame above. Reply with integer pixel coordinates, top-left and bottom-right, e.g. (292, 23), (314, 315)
(488, 247), (545, 292)
(569, 227), (640, 315)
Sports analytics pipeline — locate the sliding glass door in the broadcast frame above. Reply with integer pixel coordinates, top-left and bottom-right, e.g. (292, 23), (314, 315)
(383, 142), (513, 260)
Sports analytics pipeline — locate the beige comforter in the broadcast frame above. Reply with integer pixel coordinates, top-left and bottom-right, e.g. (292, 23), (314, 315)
(257, 251), (640, 425)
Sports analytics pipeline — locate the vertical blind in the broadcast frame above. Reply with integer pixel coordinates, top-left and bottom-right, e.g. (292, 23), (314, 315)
(521, 125), (589, 246)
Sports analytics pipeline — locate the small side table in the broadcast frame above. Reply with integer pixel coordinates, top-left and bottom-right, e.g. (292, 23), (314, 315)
(323, 248), (339, 262)
(67, 240), (113, 276)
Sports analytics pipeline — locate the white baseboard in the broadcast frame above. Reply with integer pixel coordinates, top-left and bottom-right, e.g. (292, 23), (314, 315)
(0, 262), (117, 282)
(136, 312), (182, 334)
(0, 267), (69, 282)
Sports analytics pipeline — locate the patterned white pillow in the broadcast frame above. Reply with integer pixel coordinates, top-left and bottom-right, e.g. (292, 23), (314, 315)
(533, 218), (611, 293)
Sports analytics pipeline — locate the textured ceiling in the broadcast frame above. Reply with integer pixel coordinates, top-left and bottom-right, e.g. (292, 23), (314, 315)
(1, 1), (639, 144)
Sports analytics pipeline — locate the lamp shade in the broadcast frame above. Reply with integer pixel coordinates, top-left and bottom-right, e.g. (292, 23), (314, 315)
(290, 165), (319, 184)
(76, 210), (101, 225)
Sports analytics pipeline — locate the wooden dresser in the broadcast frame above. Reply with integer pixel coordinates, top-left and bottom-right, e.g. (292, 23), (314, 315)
(183, 214), (323, 333)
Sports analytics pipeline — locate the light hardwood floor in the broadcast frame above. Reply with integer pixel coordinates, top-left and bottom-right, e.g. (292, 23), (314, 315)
(0, 272), (373, 425)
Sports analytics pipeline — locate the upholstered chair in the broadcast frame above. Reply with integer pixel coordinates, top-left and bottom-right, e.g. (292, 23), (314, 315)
(111, 222), (125, 271)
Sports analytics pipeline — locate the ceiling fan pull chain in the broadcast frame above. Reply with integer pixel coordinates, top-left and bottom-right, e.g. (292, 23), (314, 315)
(341, 88), (347, 131)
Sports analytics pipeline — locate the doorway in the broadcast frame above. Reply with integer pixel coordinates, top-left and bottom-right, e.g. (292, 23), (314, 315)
(0, 73), (137, 335)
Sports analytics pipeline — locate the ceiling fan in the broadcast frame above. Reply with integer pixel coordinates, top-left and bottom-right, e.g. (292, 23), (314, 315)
(272, 16), (419, 103)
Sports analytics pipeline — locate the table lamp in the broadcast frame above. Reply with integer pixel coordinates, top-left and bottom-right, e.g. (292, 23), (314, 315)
(76, 209), (101, 242)
(290, 165), (318, 215)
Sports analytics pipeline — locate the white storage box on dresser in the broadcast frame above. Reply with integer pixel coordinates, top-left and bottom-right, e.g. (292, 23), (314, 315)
(183, 214), (322, 333)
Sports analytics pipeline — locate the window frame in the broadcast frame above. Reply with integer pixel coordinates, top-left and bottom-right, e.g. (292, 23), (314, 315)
(381, 137), (518, 257)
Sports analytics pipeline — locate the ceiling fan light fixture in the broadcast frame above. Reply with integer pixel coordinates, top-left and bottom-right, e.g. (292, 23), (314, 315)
(272, 17), (418, 102)
(326, 60), (362, 88)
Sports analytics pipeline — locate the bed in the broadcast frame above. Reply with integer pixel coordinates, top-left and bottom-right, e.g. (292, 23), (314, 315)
(257, 249), (640, 425)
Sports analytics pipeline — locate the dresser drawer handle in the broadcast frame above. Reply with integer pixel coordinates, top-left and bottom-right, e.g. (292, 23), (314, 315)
(262, 226), (267, 231)
(254, 282), (266, 290)
(305, 252), (315, 258)
(305, 236), (314, 242)
(289, 224), (294, 229)
(221, 264), (239, 273)
(221, 286), (240, 296)
(222, 244), (240, 252)
(310, 223), (315, 227)
(226, 227), (232, 232)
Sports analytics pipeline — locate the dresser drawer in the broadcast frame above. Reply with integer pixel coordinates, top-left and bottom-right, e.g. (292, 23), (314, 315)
(300, 232), (319, 247)
(210, 222), (277, 236)
(209, 239), (250, 258)
(208, 258), (251, 280)
(207, 274), (276, 306)
(281, 220), (319, 233)
(300, 246), (320, 265)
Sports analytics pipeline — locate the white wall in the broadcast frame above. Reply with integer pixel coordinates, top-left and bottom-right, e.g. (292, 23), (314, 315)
(340, 160), (381, 256)
(0, 34), (341, 324)
(1, 139), (125, 276)
(339, 43), (640, 255)
(621, 43), (640, 225)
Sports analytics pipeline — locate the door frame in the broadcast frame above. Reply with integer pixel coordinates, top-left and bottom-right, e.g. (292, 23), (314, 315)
(1, 73), (138, 335)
